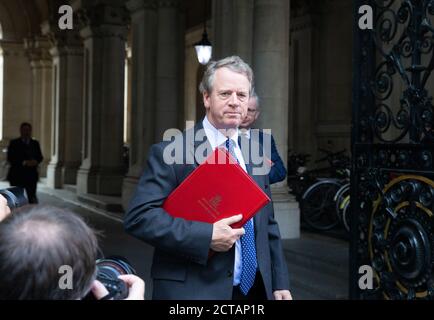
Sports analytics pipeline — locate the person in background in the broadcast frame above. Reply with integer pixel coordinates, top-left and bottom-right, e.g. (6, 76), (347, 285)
(239, 92), (287, 184)
(7, 122), (43, 203)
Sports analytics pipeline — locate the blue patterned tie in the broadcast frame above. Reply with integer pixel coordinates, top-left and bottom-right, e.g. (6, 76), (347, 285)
(225, 138), (257, 295)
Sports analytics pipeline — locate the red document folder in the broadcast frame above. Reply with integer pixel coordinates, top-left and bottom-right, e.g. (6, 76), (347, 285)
(162, 147), (271, 228)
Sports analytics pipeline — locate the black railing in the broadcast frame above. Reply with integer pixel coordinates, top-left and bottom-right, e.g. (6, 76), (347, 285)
(352, 0), (434, 299)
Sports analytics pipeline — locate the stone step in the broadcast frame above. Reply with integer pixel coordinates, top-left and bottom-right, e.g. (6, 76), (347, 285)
(77, 193), (124, 214)
(282, 233), (348, 279)
(288, 261), (348, 300)
(63, 184), (77, 193)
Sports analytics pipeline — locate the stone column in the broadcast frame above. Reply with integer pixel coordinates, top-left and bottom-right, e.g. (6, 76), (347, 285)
(24, 37), (52, 177)
(74, 0), (129, 196)
(125, 45), (132, 146)
(253, 0), (299, 239)
(153, 0), (183, 140)
(42, 22), (84, 188)
(40, 58), (53, 178)
(212, 0), (254, 63)
(211, 0), (234, 59)
(122, 0), (157, 208)
(289, 2), (321, 162)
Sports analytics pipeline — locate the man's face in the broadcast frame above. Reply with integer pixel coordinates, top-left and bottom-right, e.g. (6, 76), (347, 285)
(20, 125), (32, 139)
(240, 98), (259, 129)
(203, 68), (250, 129)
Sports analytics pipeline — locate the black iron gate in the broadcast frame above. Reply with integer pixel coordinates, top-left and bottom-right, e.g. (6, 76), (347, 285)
(351, 0), (434, 299)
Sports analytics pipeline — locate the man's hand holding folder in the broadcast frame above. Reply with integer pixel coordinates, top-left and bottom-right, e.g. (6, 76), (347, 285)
(210, 214), (246, 252)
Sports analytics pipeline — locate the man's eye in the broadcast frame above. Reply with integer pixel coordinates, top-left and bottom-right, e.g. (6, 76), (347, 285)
(237, 94), (248, 101)
(220, 92), (231, 98)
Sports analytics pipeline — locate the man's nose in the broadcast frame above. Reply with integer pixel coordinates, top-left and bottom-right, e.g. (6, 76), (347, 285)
(228, 92), (240, 106)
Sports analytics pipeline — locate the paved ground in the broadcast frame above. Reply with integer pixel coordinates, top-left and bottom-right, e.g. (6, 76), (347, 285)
(0, 182), (349, 300)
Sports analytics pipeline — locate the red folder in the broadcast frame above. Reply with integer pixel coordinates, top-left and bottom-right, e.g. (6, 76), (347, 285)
(162, 147), (270, 228)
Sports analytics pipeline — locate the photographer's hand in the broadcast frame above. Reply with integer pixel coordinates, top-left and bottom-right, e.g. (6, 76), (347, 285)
(118, 274), (145, 300)
(90, 275), (145, 300)
(90, 280), (109, 300)
(0, 195), (11, 222)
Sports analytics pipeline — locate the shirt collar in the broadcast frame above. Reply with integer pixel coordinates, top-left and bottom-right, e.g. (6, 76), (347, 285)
(239, 128), (251, 139)
(202, 116), (240, 149)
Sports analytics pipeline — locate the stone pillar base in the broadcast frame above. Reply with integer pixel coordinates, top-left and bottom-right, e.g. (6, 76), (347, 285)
(122, 175), (140, 210)
(47, 162), (64, 189)
(62, 163), (80, 185)
(77, 168), (123, 196)
(272, 189), (300, 239)
(39, 159), (50, 178)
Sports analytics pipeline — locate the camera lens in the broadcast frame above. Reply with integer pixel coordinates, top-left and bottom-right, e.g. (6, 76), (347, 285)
(0, 187), (28, 209)
(94, 256), (136, 300)
(96, 256), (136, 279)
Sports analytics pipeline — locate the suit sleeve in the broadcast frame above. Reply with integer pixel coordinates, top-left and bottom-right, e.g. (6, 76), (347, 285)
(7, 141), (21, 166)
(124, 143), (213, 266)
(266, 184), (291, 291)
(269, 135), (287, 184)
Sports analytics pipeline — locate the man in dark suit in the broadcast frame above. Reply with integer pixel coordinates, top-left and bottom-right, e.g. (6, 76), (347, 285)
(239, 92), (287, 185)
(125, 56), (291, 300)
(7, 122), (43, 203)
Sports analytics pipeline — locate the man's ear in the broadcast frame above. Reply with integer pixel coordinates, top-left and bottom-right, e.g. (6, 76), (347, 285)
(255, 111), (260, 120)
(203, 92), (210, 110)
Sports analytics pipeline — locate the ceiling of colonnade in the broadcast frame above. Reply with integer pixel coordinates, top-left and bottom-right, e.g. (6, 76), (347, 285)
(0, 0), (210, 43)
(0, 0), (50, 41)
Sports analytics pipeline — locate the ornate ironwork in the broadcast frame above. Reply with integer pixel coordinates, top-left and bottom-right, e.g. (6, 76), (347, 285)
(352, 0), (434, 299)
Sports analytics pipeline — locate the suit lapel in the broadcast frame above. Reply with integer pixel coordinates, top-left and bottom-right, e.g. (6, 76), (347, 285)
(187, 122), (213, 167)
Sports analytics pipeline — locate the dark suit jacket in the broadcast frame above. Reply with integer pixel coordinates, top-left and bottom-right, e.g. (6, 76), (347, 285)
(258, 131), (287, 185)
(125, 123), (290, 300)
(7, 138), (43, 185)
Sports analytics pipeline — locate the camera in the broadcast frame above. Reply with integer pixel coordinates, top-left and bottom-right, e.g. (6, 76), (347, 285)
(94, 256), (137, 300)
(0, 187), (28, 209)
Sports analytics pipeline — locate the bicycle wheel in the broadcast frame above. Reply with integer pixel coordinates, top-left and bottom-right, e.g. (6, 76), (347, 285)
(301, 179), (342, 231)
(341, 196), (351, 232)
(335, 183), (350, 223)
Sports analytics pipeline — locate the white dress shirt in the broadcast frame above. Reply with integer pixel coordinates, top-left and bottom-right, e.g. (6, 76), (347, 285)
(202, 116), (248, 286)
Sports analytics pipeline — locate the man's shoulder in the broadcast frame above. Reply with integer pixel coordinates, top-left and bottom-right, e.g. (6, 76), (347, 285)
(8, 138), (21, 146)
(149, 127), (195, 155)
(152, 123), (204, 150)
(250, 128), (275, 142)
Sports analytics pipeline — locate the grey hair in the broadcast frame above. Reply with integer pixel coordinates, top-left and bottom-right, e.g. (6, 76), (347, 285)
(250, 90), (260, 111)
(199, 56), (254, 95)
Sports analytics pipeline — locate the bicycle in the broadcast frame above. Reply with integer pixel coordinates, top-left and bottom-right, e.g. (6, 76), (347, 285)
(300, 149), (351, 231)
(287, 151), (312, 201)
(334, 181), (350, 232)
